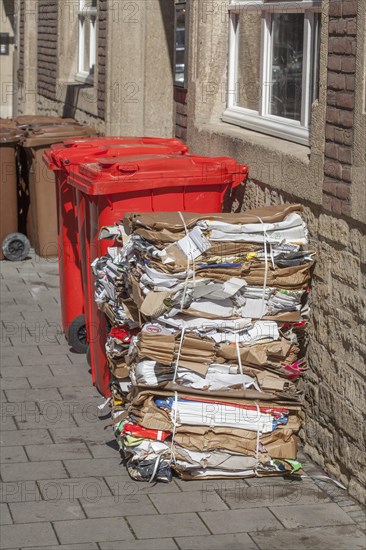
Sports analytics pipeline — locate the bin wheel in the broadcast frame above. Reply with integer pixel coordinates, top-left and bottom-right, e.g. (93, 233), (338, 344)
(67, 314), (88, 354)
(2, 233), (30, 262)
(86, 345), (91, 367)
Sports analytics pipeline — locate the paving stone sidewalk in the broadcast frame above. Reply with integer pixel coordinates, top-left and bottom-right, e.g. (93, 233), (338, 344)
(0, 252), (365, 550)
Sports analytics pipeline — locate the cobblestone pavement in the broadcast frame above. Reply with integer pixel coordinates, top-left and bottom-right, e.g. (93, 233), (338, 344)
(1, 252), (365, 550)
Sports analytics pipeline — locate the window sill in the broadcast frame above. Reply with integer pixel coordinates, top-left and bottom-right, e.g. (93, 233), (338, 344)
(56, 79), (99, 118)
(222, 107), (310, 147)
(206, 118), (311, 163)
(74, 73), (94, 86)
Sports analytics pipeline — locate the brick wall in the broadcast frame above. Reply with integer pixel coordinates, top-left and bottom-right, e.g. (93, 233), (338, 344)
(37, 0), (58, 100)
(18, 0), (25, 85)
(323, 0), (357, 216)
(97, 0), (107, 120)
(174, 87), (187, 142)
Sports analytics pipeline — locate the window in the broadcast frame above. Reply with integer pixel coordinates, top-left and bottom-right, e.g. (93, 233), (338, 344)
(174, 2), (188, 87)
(223, 1), (321, 145)
(77, 0), (97, 82)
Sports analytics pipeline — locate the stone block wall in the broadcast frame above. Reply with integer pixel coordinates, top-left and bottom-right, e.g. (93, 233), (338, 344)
(242, 178), (365, 505)
(37, 0), (58, 101)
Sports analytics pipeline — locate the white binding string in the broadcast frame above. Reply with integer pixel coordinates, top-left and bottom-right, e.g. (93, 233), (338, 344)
(178, 211), (196, 311)
(255, 216), (269, 318)
(254, 401), (262, 475)
(173, 327), (186, 384)
(235, 338), (246, 391)
(149, 456), (161, 483)
(169, 391), (179, 466)
(269, 242), (275, 269)
(149, 393), (178, 480)
(235, 339), (262, 465)
(169, 214), (188, 467)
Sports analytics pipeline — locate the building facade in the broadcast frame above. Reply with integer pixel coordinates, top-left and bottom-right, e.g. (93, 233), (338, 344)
(186, 0), (365, 504)
(1, 0), (365, 503)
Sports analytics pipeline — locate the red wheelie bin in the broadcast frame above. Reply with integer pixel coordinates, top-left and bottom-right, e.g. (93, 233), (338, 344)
(68, 153), (249, 395)
(43, 138), (188, 352)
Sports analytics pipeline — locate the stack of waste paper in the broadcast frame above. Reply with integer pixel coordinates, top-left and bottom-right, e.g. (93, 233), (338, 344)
(92, 204), (315, 482)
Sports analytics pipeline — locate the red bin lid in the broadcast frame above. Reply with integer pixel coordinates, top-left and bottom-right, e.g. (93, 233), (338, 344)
(43, 137), (188, 171)
(62, 136), (188, 154)
(68, 154), (249, 195)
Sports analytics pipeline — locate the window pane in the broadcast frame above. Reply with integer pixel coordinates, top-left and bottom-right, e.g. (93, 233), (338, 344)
(175, 5), (186, 86)
(236, 12), (261, 111)
(269, 13), (304, 121)
(79, 14), (96, 77)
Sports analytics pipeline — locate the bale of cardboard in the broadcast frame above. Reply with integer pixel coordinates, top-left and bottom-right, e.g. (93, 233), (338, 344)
(92, 204), (315, 482)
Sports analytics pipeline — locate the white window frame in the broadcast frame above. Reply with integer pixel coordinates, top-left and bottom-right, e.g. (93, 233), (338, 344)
(174, 2), (189, 88)
(223, 0), (321, 145)
(76, 0), (97, 83)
